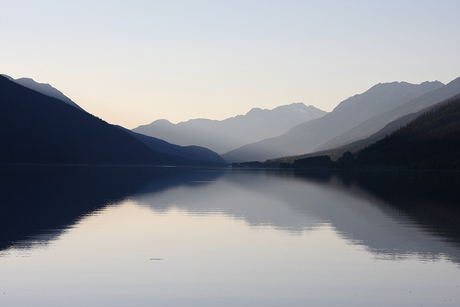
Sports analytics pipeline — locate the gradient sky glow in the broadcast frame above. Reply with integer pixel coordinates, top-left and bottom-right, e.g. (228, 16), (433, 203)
(2, 0), (460, 128)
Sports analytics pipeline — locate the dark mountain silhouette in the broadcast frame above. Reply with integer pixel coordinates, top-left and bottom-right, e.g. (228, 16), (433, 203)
(2, 74), (84, 111)
(132, 103), (327, 155)
(0, 75), (224, 166)
(222, 80), (444, 162)
(119, 127), (226, 164)
(352, 94), (460, 169)
(316, 77), (460, 152)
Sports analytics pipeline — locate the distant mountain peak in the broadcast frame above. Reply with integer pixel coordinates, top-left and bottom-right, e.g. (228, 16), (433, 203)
(287, 102), (307, 107)
(246, 107), (265, 115)
(285, 102), (319, 114)
(421, 80), (443, 86)
(155, 119), (173, 124)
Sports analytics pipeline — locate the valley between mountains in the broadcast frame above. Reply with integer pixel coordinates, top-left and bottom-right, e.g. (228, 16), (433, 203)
(1, 73), (459, 169)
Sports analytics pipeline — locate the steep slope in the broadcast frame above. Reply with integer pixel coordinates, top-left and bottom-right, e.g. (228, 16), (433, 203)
(223, 80), (444, 162)
(132, 103), (327, 154)
(354, 95), (460, 169)
(0, 75), (215, 166)
(2, 74), (84, 111)
(270, 92), (460, 164)
(120, 127), (226, 164)
(317, 77), (460, 151)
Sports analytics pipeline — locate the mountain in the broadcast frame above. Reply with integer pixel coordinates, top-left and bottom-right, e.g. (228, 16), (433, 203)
(222, 80), (445, 162)
(352, 94), (460, 169)
(0, 75), (224, 166)
(132, 103), (327, 154)
(119, 127), (226, 164)
(270, 91), (460, 164)
(316, 77), (460, 152)
(1, 74), (84, 111)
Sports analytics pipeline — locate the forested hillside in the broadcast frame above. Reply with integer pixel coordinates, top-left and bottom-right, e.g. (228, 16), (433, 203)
(355, 95), (460, 169)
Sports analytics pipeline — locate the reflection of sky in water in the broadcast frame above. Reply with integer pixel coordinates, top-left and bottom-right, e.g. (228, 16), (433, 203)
(1, 168), (460, 306)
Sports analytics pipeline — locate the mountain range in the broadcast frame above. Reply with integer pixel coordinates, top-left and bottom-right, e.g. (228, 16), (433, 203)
(0, 75), (225, 166)
(223, 79), (460, 162)
(132, 103), (327, 154)
(3, 71), (460, 168)
(268, 77), (460, 163)
(275, 92), (460, 170)
(317, 77), (460, 152)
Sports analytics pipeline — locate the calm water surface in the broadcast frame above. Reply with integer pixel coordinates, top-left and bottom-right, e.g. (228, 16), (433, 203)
(0, 166), (459, 306)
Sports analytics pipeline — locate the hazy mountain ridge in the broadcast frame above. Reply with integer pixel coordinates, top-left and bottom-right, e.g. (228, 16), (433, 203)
(0, 75), (225, 166)
(269, 92), (460, 164)
(132, 103), (327, 154)
(276, 93), (460, 170)
(1, 74), (84, 111)
(222, 80), (446, 163)
(316, 77), (460, 151)
(351, 94), (460, 169)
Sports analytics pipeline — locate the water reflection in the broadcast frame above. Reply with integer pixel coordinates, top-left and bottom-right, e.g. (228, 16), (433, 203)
(0, 165), (225, 250)
(135, 169), (324, 233)
(277, 169), (460, 260)
(134, 168), (460, 264)
(1, 165), (459, 265)
(1, 166), (460, 306)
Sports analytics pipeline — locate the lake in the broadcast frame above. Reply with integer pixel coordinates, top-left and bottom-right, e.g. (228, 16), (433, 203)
(0, 165), (459, 306)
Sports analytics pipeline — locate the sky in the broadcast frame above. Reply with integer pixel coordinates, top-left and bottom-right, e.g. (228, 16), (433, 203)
(2, 0), (460, 129)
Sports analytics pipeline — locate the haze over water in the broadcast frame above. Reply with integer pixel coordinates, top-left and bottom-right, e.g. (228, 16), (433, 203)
(0, 166), (459, 306)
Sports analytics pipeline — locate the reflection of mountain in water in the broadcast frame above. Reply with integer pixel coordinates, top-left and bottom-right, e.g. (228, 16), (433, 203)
(1, 166), (459, 265)
(137, 168), (460, 263)
(136, 169), (325, 233)
(0, 165), (223, 250)
(270, 170), (460, 262)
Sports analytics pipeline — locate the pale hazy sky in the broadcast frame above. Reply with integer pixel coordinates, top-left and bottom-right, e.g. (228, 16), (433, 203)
(2, 0), (460, 128)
